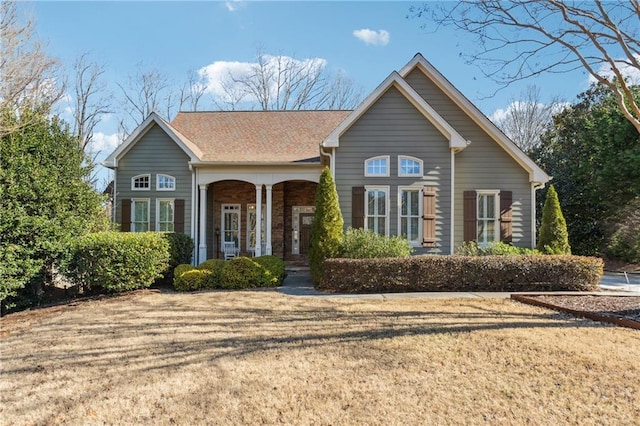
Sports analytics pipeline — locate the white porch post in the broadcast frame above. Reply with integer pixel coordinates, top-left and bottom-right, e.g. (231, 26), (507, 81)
(255, 185), (262, 257)
(198, 184), (208, 263)
(265, 185), (273, 255)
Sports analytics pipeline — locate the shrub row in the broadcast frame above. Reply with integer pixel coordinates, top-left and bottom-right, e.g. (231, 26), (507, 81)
(321, 255), (603, 293)
(339, 228), (413, 259)
(173, 255), (285, 291)
(455, 241), (538, 256)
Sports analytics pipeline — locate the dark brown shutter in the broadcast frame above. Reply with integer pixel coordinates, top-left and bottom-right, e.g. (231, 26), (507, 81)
(422, 187), (436, 247)
(121, 199), (131, 232)
(500, 191), (513, 243)
(352, 187), (365, 229)
(463, 191), (477, 242)
(174, 199), (185, 233)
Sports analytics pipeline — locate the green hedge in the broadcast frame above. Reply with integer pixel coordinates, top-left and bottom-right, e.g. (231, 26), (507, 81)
(174, 269), (211, 292)
(253, 255), (286, 286)
(340, 228), (413, 259)
(163, 233), (194, 273)
(197, 259), (226, 289)
(69, 232), (170, 293)
(321, 255), (603, 293)
(455, 241), (539, 256)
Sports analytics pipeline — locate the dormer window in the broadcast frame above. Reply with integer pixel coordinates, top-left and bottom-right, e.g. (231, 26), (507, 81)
(131, 174), (150, 190)
(364, 156), (390, 177)
(157, 174), (176, 191)
(398, 156), (423, 177)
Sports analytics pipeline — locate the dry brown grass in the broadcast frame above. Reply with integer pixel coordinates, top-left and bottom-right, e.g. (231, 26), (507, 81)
(1, 290), (639, 425)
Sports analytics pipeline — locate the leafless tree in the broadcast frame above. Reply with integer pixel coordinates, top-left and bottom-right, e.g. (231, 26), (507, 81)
(210, 51), (362, 110)
(72, 53), (113, 151)
(491, 86), (564, 153)
(116, 65), (174, 136)
(412, 0), (640, 133)
(0, 0), (63, 136)
(177, 69), (207, 112)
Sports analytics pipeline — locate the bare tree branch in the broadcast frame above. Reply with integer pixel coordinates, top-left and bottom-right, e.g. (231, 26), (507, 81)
(412, 0), (640, 133)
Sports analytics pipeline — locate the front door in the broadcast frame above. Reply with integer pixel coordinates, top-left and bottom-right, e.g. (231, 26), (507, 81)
(299, 213), (314, 255)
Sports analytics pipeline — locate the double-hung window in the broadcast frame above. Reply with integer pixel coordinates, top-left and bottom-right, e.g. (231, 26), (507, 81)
(365, 186), (389, 236)
(131, 199), (150, 232)
(477, 191), (499, 245)
(131, 174), (150, 190)
(364, 156), (390, 177)
(399, 187), (421, 245)
(157, 199), (174, 232)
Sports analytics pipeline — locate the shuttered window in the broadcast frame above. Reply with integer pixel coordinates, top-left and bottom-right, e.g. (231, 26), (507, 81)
(365, 186), (389, 236)
(463, 190), (513, 245)
(352, 187), (365, 229)
(131, 199), (150, 232)
(422, 187), (436, 247)
(399, 187), (421, 244)
(157, 199), (174, 232)
(477, 192), (499, 245)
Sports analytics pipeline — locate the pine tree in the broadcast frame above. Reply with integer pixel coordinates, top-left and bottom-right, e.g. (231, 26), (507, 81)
(537, 185), (571, 254)
(309, 167), (344, 284)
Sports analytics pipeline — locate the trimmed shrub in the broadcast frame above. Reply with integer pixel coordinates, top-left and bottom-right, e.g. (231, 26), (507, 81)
(309, 167), (344, 285)
(340, 228), (413, 258)
(321, 255), (603, 293)
(455, 241), (538, 256)
(254, 255), (286, 286)
(220, 257), (264, 289)
(197, 259), (226, 288)
(537, 185), (571, 254)
(70, 232), (170, 293)
(174, 269), (211, 292)
(163, 233), (194, 272)
(174, 263), (195, 279)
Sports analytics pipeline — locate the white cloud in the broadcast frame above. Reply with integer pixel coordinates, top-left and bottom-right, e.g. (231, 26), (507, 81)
(353, 29), (390, 46)
(88, 132), (119, 153)
(588, 55), (640, 85)
(225, 1), (242, 12)
(197, 55), (328, 104)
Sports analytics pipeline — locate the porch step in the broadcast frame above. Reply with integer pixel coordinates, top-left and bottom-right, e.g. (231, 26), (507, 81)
(285, 260), (310, 273)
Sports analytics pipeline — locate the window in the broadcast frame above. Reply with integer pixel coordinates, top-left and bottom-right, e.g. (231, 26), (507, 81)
(365, 186), (389, 235)
(157, 199), (174, 232)
(221, 204), (241, 247)
(131, 174), (150, 190)
(157, 174), (176, 191)
(131, 199), (149, 232)
(364, 156), (390, 177)
(247, 204), (266, 250)
(399, 188), (421, 245)
(477, 191), (499, 245)
(398, 156), (423, 177)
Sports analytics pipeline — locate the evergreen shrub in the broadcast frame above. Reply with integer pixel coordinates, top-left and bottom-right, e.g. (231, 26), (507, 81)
(537, 185), (571, 254)
(340, 228), (413, 258)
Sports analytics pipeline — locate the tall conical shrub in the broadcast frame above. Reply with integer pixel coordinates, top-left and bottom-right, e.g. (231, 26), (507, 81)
(309, 167), (344, 284)
(537, 185), (571, 254)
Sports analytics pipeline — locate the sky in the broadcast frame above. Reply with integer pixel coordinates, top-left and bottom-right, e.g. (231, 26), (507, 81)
(24, 1), (600, 186)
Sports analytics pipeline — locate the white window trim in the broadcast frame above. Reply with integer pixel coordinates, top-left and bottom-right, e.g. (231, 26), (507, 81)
(365, 185), (390, 236)
(221, 204), (241, 246)
(398, 155), (424, 177)
(131, 198), (150, 232)
(476, 190), (500, 246)
(156, 174), (176, 191)
(246, 203), (266, 251)
(156, 198), (175, 233)
(131, 174), (151, 191)
(364, 155), (390, 177)
(397, 186), (423, 247)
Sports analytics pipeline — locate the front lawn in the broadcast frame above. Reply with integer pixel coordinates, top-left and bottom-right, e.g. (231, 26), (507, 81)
(1, 290), (639, 424)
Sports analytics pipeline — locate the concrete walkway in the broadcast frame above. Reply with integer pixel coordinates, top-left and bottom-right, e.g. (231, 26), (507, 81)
(278, 269), (640, 299)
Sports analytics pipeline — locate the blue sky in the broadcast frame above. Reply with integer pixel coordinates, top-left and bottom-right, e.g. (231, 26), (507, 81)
(26, 1), (595, 184)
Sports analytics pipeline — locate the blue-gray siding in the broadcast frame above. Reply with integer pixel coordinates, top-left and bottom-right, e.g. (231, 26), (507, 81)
(115, 123), (193, 235)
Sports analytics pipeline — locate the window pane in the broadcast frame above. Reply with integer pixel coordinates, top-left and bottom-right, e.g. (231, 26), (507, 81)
(477, 220), (485, 242)
(486, 220), (495, 241)
(401, 191), (408, 216)
(478, 195), (486, 218)
(410, 218), (419, 241)
(401, 219), (408, 238)
(377, 191), (385, 214)
(377, 218), (385, 235)
(367, 217), (375, 230)
(487, 194), (495, 219)
(368, 191), (376, 215)
(410, 191), (418, 215)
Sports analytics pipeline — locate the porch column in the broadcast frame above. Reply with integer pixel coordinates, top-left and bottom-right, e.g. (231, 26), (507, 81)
(198, 184), (208, 263)
(255, 185), (262, 257)
(265, 185), (273, 255)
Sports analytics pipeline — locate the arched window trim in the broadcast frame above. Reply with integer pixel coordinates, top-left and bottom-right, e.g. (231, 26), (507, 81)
(131, 174), (151, 191)
(364, 155), (390, 177)
(398, 156), (423, 177)
(156, 174), (176, 191)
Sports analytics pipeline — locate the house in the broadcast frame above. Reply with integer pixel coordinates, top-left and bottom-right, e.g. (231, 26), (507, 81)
(103, 53), (550, 264)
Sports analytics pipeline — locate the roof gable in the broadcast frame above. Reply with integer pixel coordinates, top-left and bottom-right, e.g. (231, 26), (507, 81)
(399, 54), (550, 184)
(103, 112), (202, 168)
(323, 71), (468, 150)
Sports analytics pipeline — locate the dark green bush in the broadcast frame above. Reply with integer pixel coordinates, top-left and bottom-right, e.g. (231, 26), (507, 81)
(197, 259), (226, 288)
(321, 255), (603, 293)
(606, 198), (640, 263)
(174, 263), (195, 279)
(174, 269), (211, 292)
(220, 257), (264, 289)
(163, 233), (194, 273)
(70, 232), (170, 293)
(537, 185), (571, 254)
(340, 228), (413, 258)
(254, 255), (286, 286)
(456, 241), (539, 256)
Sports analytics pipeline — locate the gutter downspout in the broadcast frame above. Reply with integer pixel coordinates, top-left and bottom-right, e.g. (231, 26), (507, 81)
(319, 145), (334, 176)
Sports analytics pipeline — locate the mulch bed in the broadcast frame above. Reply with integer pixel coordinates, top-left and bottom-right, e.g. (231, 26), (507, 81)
(512, 294), (640, 330)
